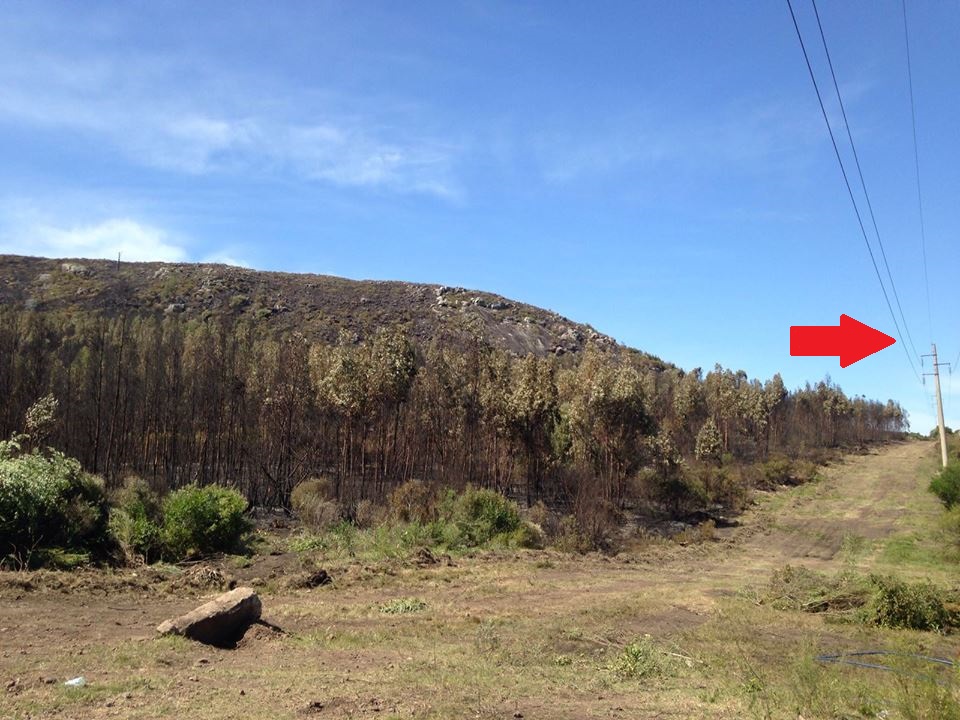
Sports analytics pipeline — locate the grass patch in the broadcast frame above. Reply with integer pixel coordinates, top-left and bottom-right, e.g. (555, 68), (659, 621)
(380, 597), (428, 615)
(839, 533), (873, 563)
(880, 535), (944, 569)
(608, 636), (670, 679)
(686, 595), (960, 720)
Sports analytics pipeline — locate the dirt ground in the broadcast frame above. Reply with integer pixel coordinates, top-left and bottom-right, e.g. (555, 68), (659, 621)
(2, 440), (956, 719)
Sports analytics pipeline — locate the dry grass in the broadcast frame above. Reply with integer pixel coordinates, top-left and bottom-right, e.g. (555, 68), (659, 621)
(2, 440), (958, 719)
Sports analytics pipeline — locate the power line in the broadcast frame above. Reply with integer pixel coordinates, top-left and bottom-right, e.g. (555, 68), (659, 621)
(784, 0), (922, 382)
(810, 0), (923, 368)
(901, 0), (934, 341)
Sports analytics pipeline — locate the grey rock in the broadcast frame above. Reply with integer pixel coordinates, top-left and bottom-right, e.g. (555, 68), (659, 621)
(157, 587), (262, 646)
(60, 262), (90, 276)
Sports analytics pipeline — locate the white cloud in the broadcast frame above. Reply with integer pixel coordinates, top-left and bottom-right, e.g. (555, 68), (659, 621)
(0, 40), (461, 198)
(1, 217), (188, 262)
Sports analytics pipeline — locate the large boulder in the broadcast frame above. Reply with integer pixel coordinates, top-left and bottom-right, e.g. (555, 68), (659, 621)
(157, 587), (261, 646)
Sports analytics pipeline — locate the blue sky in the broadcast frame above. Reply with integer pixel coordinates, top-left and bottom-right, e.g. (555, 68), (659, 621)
(0, 1), (957, 432)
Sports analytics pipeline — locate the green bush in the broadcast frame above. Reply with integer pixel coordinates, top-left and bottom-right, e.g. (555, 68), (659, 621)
(109, 477), (163, 563)
(758, 457), (819, 488)
(654, 470), (708, 515)
(290, 486), (534, 555)
(929, 463), (960, 509)
(609, 637), (667, 679)
(691, 465), (749, 511)
(0, 440), (110, 565)
(161, 484), (251, 559)
(506, 521), (546, 549)
(452, 486), (522, 545)
(864, 575), (958, 632)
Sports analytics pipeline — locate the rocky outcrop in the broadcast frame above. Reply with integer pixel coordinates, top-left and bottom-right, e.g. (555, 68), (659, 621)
(0, 254), (633, 360)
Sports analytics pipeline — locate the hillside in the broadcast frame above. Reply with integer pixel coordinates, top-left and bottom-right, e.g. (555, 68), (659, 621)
(0, 252), (905, 513)
(0, 254), (621, 358)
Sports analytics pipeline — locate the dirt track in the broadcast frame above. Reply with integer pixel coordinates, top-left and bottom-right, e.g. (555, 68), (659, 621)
(0, 440), (947, 719)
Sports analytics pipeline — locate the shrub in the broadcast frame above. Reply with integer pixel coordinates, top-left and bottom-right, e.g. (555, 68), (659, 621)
(491, 521), (545, 549)
(692, 465), (749, 511)
(354, 498), (385, 529)
(673, 519), (716, 545)
(161, 484), (251, 559)
(525, 500), (553, 531)
(109, 477), (163, 564)
(552, 514), (592, 554)
(290, 477), (343, 529)
(758, 457), (819, 489)
(654, 470), (708, 515)
(388, 479), (437, 523)
(759, 457), (793, 486)
(609, 637), (667, 679)
(864, 575), (959, 631)
(0, 443), (110, 565)
(929, 464), (960, 509)
(570, 489), (621, 552)
(452, 486), (522, 545)
(512, 521), (546, 549)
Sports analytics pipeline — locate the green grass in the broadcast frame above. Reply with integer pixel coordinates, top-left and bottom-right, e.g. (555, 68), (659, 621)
(380, 597), (428, 615)
(607, 636), (670, 679)
(684, 598), (960, 720)
(839, 533), (874, 563)
(880, 535), (942, 568)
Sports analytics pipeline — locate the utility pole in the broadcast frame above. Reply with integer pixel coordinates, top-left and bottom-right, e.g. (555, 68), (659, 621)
(922, 344), (950, 468)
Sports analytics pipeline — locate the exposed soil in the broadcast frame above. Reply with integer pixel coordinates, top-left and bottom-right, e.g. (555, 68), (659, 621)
(1, 440), (951, 719)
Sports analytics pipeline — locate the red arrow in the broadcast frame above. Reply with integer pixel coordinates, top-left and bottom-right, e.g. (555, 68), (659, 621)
(790, 314), (896, 368)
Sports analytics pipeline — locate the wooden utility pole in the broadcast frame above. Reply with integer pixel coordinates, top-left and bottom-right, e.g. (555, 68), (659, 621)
(923, 344), (949, 468)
